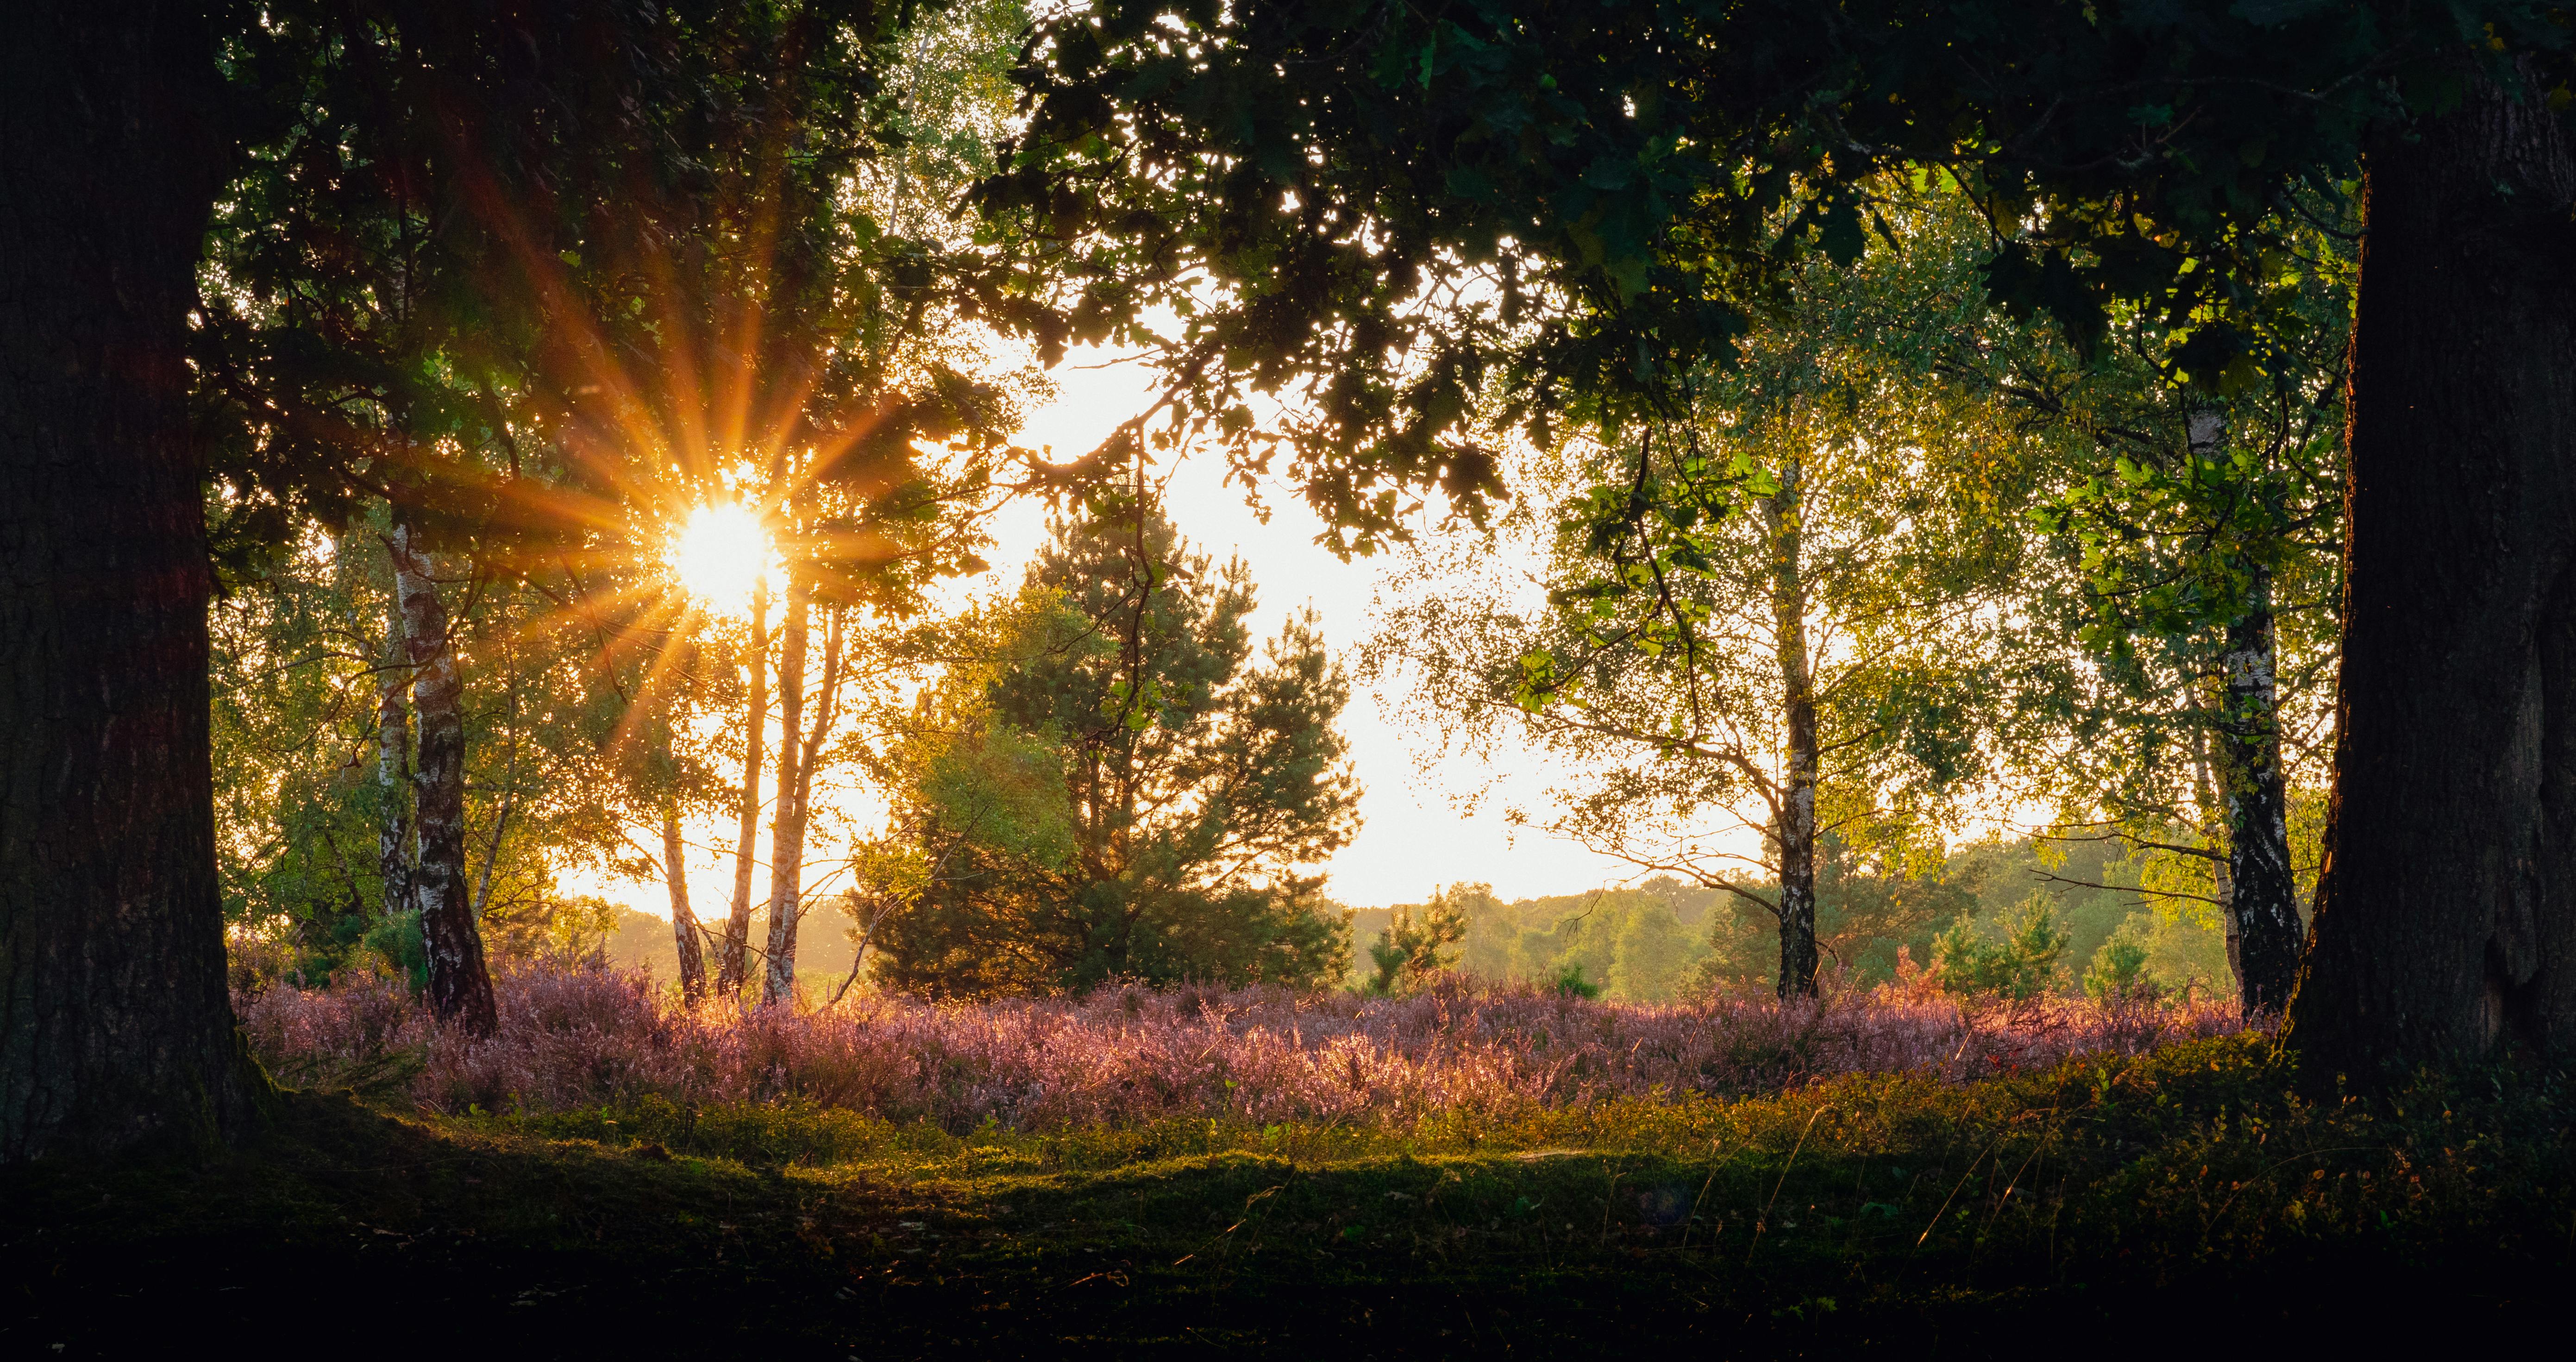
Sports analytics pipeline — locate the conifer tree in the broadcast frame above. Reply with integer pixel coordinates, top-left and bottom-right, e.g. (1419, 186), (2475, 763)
(867, 502), (1358, 998)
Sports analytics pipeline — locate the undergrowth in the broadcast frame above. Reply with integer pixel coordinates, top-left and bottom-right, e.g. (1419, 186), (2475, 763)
(6, 1032), (2568, 1356)
(483, 1032), (2576, 1280)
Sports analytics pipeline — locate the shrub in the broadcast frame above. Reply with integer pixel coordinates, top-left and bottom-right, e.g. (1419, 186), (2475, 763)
(1549, 960), (1603, 999)
(2082, 928), (2156, 1002)
(1932, 894), (2070, 1002)
(1363, 894), (1469, 994)
(361, 908), (430, 992)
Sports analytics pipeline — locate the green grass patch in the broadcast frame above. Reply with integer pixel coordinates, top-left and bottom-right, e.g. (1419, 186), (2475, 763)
(6, 1035), (2570, 1356)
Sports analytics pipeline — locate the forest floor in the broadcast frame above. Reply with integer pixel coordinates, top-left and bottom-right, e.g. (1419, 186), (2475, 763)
(4, 1033), (2568, 1358)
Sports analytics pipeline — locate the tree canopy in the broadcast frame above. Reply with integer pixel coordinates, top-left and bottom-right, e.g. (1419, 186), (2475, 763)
(864, 501), (1359, 997)
(970, 1), (2558, 521)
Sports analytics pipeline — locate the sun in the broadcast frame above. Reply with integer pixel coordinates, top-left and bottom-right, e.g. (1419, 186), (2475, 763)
(668, 502), (777, 614)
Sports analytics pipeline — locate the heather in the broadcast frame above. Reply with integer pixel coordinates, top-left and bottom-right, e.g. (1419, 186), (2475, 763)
(238, 958), (2244, 1132)
(17, 1008), (2570, 1354)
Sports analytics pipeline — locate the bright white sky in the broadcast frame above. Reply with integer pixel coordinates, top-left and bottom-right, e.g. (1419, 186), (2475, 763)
(576, 349), (1644, 919)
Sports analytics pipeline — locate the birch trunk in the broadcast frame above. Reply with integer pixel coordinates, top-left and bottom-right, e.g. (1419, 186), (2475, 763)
(664, 803), (708, 1005)
(1762, 455), (1821, 1000)
(0, 1), (264, 1158)
(2289, 72), (2576, 1069)
(390, 520), (496, 1032)
(760, 577), (813, 1006)
(376, 588), (412, 920)
(716, 576), (770, 997)
(2218, 566), (2303, 1016)
(2182, 408), (2304, 1015)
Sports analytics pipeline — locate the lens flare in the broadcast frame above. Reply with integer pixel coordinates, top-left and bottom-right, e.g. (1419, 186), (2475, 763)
(668, 502), (776, 614)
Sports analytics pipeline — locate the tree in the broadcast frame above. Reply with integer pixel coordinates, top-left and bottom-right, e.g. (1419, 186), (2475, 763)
(716, 577), (773, 999)
(1931, 895), (2072, 1005)
(1995, 213), (2351, 1018)
(2286, 74), (2576, 1067)
(866, 502), (1358, 998)
(7, 0), (1020, 1150)
(201, 0), (1029, 1017)
(1376, 194), (2031, 998)
(195, 0), (768, 1028)
(1363, 891), (1470, 995)
(1, 2), (266, 1159)
(974, 0), (2576, 1069)
(206, 506), (732, 997)
(209, 519), (414, 981)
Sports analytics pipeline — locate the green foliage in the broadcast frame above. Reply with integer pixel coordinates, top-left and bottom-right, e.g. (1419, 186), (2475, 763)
(1991, 204), (2351, 912)
(966, 0), (2555, 543)
(921, 725), (1078, 869)
(1431, 881), (1711, 1002)
(2083, 929), (2155, 1004)
(194, 1), (1044, 1012)
(1686, 837), (1989, 994)
(1932, 895), (2071, 1004)
(1548, 960), (1603, 1000)
(362, 911), (431, 994)
(868, 503), (1359, 998)
(207, 514), (730, 987)
(1374, 190), (2035, 948)
(206, 527), (397, 952)
(1364, 893), (1470, 995)
(198, 0), (1008, 577)
(483, 894), (621, 964)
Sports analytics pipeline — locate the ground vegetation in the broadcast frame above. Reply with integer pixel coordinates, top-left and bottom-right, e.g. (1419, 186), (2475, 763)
(6, 971), (2566, 1350)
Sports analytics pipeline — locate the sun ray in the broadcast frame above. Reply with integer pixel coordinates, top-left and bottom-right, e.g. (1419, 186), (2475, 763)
(597, 594), (717, 769)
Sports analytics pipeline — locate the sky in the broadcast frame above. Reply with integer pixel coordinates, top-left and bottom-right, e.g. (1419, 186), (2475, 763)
(981, 354), (1647, 909)
(575, 350), (1647, 920)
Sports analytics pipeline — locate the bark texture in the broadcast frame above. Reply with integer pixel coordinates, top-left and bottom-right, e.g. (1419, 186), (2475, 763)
(0, 3), (266, 1159)
(663, 806), (707, 1006)
(717, 578), (770, 998)
(2218, 567), (2303, 1016)
(761, 580), (813, 1007)
(390, 521), (496, 1032)
(2288, 77), (2576, 1070)
(1762, 458), (1821, 1000)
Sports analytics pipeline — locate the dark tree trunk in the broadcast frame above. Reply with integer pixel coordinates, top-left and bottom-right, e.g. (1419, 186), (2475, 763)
(2287, 75), (2576, 1071)
(761, 578), (812, 1007)
(2217, 567), (2303, 1017)
(0, 3), (267, 1159)
(389, 521), (496, 1033)
(717, 577), (770, 998)
(1763, 457), (1820, 1000)
(663, 803), (707, 1006)
(376, 588), (412, 921)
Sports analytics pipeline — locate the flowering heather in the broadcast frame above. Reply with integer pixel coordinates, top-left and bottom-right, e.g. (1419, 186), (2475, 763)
(237, 961), (2248, 1131)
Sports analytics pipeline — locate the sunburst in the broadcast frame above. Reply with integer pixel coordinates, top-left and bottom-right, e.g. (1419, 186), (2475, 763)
(668, 502), (779, 615)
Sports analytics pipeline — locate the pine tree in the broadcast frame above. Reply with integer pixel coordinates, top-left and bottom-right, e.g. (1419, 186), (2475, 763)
(868, 503), (1359, 998)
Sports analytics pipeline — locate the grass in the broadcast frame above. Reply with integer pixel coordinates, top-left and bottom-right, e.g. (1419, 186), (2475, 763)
(5, 1034), (2570, 1356)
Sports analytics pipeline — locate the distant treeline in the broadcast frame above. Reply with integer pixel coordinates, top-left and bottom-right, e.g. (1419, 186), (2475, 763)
(1348, 836), (2238, 1004)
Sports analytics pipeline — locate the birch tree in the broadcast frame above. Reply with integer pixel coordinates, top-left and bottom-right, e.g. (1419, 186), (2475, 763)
(1986, 208), (2352, 1016)
(1377, 198), (2034, 998)
(975, 0), (2576, 1071)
